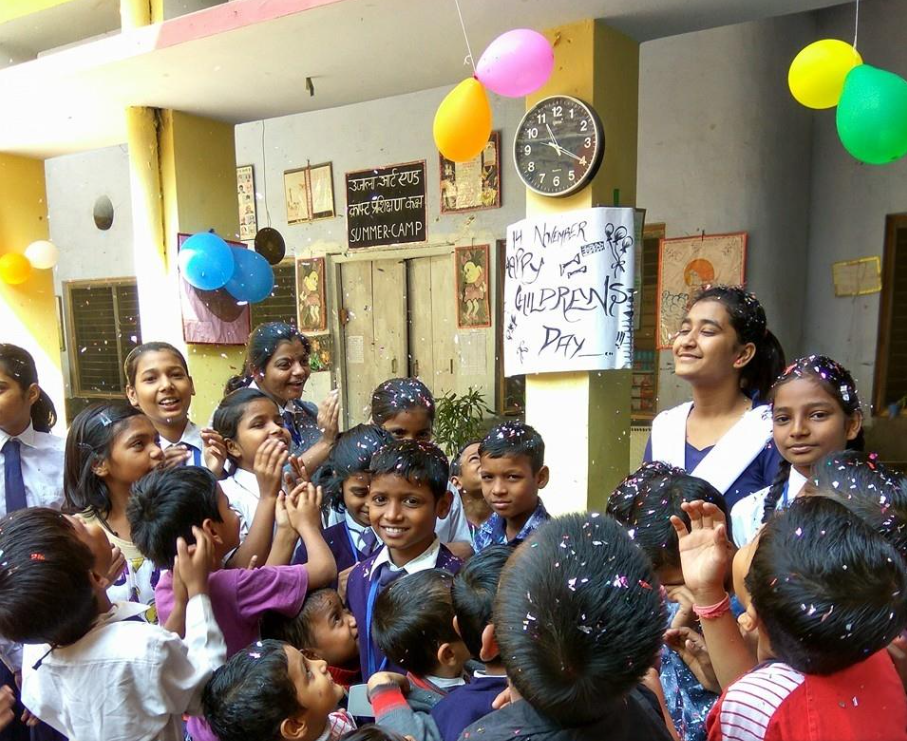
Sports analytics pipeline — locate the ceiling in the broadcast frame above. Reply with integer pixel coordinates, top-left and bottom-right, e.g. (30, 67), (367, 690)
(0, 0), (847, 158)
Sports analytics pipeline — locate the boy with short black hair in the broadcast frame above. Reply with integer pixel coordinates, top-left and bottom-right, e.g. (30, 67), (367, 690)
(459, 513), (674, 741)
(449, 439), (491, 535)
(474, 422), (549, 551)
(261, 588), (361, 689)
(430, 545), (513, 741)
(346, 440), (462, 681)
(128, 466), (337, 741)
(203, 638), (354, 741)
(0, 507), (226, 741)
(367, 570), (471, 741)
(704, 497), (907, 741)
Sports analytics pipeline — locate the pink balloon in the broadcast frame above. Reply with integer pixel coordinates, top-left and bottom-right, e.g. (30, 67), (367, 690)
(476, 29), (554, 98)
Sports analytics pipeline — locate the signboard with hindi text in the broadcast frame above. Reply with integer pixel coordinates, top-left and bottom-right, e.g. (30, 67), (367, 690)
(504, 207), (636, 376)
(345, 161), (427, 248)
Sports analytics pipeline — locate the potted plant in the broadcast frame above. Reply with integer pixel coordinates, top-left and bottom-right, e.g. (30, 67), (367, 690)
(433, 387), (494, 458)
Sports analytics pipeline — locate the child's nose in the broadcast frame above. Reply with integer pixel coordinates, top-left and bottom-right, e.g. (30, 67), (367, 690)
(149, 444), (163, 458)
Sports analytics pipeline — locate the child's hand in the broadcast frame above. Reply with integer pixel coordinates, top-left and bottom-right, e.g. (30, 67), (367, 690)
(289, 481), (323, 533)
(176, 527), (213, 598)
(254, 438), (289, 500)
(665, 585), (697, 630)
(0, 686), (14, 731)
(200, 428), (227, 477)
(274, 492), (292, 532)
(161, 445), (193, 469)
(337, 565), (354, 602)
(317, 390), (340, 443)
(284, 455), (309, 490)
(670, 500), (730, 602)
(171, 553), (189, 607)
(665, 627), (720, 693)
(367, 672), (409, 695)
(101, 544), (126, 589)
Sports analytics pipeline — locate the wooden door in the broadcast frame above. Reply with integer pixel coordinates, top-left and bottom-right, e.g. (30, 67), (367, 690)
(339, 259), (407, 426)
(407, 254), (457, 398)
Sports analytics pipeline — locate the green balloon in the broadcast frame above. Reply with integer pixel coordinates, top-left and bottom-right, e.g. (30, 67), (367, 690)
(837, 64), (907, 165)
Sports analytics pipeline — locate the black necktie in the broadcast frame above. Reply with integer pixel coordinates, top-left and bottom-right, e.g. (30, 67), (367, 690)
(3, 439), (27, 513)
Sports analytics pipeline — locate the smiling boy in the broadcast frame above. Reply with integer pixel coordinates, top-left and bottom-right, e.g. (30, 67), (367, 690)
(345, 440), (463, 680)
(474, 422), (549, 551)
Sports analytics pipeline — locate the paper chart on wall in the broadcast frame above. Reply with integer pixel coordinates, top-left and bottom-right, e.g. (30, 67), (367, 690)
(503, 207), (636, 377)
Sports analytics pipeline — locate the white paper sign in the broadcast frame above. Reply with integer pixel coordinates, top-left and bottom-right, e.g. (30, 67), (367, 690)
(504, 207), (635, 376)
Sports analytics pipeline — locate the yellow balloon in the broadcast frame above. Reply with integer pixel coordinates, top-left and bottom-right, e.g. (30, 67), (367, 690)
(789, 39), (862, 109)
(0, 253), (32, 285)
(433, 78), (492, 162)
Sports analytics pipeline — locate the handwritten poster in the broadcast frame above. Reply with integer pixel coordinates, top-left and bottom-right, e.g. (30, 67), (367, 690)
(346, 161), (426, 248)
(656, 232), (747, 348)
(504, 207), (636, 376)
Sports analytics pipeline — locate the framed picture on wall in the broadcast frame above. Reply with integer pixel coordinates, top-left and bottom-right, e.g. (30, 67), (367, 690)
(455, 244), (491, 329)
(655, 232), (747, 348)
(284, 163), (335, 224)
(236, 165), (257, 241)
(440, 131), (501, 213)
(177, 233), (251, 345)
(296, 256), (328, 332)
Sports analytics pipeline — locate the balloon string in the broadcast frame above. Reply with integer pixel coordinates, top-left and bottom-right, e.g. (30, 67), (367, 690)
(453, 0), (477, 75)
(853, 0), (860, 50)
(260, 119), (272, 228)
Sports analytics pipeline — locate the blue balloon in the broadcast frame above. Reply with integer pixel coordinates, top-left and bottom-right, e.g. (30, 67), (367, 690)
(178, 232), (234, 290)
(224, 247), (275, 303)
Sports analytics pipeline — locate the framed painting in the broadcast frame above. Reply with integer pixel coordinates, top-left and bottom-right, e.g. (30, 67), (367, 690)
(297, 256), (327, 332)
(656, 232), (747, 348)
(308, 163), (335, 220)
(440, 131), (501, 213)
(236, 165), (257, 240)
(284, 167), (311, 225)
(308, 333), (333, 372)
(455, 244), (491, 329)
(177, 233), (251, 345)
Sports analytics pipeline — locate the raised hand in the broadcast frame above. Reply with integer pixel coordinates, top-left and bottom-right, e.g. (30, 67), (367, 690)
(288, 481), (323, 534)
(176, 527), (213, 598)
(665, 626), (720, 693)
(200, 428), (228, 477)
(102, 544), (127, 589)
(254, 437), (289, 500)
(669, 500), (731, 601)
(161, 445), (192, 469)
(316, 390), (340, 443)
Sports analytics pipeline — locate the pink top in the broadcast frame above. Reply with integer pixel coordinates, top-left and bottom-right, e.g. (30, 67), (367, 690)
(156, 565), (309, 741)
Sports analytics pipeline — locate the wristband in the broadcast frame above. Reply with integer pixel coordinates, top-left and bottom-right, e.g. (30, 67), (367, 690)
(692, 594), (731, 620)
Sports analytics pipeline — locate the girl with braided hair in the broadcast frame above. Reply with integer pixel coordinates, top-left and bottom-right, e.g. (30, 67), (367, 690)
(730, 355), (863, 546)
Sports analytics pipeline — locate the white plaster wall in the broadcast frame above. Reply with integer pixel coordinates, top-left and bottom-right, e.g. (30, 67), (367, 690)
(235, 85), (527, 405)
(637, 13), (816, 411)
(802, 0), (907, 413)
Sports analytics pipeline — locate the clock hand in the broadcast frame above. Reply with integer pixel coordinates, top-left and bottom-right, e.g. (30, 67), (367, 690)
(557, 148), (582, 162)
(545, 123), (561, 152)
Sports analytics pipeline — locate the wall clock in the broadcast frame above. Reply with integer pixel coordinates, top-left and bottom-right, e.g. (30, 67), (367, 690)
(513, 95), (604, 197)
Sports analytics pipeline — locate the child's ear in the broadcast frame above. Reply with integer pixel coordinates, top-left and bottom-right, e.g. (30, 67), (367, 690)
(436, 489), (453, 520)
(845, 409), (863, 442)
(536, 465), (550, 490)
(436, 641), (463, 670)
(450, 475), (464, 495)
(201, 518), (223, 545)
(91, 458), (110, 478)
(279, 715), (308, 741)
(479, 623), (500, 664)
(125, 384), (139, 408)
(453, 615), (462, 639)
(733, 342), (757, 369)
(225, 437), (242, 459)
(24, 383), (41, 408)
(188, 376), (196, 398)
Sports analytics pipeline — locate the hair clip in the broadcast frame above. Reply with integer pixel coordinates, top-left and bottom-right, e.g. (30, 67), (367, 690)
(30, 552), (45, 561)
(97, 412), (112, 427)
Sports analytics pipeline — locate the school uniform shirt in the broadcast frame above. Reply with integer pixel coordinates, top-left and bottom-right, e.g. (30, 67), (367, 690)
(473, 499), (550, 552)
(78, 510), (161, 623)
(157, 420), (204, 467)
(729, 468), (809, 547)
(21, 596), (226, 741)
(293, 512), (375, 574)
(706, 651), (907, 741)
(219, 466), (261, 542)
(456, 686), (674, 741)
(0, 423), (65, 517)
(431, 672), (509, 741)
(155, 564), (308, 741)
(312, 710), (357, 741)
(347, 539), (463, 680)
(249, 381), (322, 456)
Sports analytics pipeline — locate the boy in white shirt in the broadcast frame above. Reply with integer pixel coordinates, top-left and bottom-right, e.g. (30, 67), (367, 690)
(0, 507), (226, 741)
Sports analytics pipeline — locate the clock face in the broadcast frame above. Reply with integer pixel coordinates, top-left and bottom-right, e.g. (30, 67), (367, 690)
(513, 96), (604, 197)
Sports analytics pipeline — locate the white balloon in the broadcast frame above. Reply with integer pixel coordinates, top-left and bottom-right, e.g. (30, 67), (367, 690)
(24, 240), (58, 269)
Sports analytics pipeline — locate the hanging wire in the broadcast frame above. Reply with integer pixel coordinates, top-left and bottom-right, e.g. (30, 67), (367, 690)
(853, 0), (860, 50)
(453, 0), (477, 75)
(260, 119), (272, 228)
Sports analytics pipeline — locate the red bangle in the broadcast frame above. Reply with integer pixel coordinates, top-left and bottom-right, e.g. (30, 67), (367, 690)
(693, 594), (731, 620)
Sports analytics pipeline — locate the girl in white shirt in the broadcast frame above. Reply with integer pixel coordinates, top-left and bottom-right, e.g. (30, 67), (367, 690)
(0, 343), (64, 517)
(63, 402), (164, 621)
(730, 355), (863, 546)
(212, 387), (294, 567)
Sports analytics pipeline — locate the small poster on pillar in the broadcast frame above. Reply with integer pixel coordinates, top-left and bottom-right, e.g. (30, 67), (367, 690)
(503, 207), (635, 377)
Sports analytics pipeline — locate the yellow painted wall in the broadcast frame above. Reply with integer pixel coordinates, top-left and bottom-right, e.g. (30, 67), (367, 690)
(0, 154), (66, 428)
(0, 0), (78, 25)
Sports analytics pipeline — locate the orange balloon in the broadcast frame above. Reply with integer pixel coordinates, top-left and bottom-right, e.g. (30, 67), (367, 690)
(433, 78), (492, 162)
(0, 253), (32, 285)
